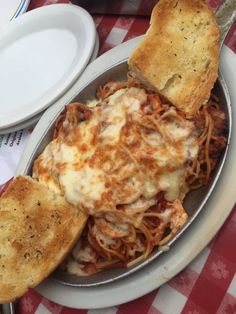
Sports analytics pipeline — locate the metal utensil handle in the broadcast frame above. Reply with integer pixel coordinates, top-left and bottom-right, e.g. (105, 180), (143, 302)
(215, 0), (236, 48)
(0, 303), (15, 314)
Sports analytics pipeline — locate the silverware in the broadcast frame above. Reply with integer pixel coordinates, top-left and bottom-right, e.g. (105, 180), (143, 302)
(216, 0), (236, 48)
(0, 303), (15, 314)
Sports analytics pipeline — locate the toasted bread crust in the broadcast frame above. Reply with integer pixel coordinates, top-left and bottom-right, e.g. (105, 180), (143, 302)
(128, 0), (220, 115)
(0, 176), (87, 303)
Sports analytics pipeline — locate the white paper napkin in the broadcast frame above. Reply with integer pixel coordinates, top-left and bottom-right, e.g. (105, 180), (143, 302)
(0, 129), (31, 186)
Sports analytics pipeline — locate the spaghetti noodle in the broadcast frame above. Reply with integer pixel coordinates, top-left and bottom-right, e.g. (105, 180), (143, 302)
(33, 81), (227, 276)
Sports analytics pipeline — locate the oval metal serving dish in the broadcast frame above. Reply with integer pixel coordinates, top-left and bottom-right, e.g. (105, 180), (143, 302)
(19, 54), (232, 287)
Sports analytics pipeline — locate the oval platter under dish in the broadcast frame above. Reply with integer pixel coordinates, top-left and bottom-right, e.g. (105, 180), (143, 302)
(16, 37), (235, 309)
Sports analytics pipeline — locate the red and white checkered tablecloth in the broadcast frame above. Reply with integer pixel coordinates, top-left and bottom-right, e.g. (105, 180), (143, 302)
(3, 0), (236, 313)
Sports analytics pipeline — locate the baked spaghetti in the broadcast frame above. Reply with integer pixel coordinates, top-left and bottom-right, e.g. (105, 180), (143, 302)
(33, 81), (227, 276)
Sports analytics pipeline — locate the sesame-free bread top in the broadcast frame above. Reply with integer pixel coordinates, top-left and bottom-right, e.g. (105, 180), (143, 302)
(0, 176), (87, 303)
(128, 0), (220, 115)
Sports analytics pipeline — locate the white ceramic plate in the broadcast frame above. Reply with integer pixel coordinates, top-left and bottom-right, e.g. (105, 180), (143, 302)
(0, 0), (30, 28)
(0, 4), (96, 130)
(17, 38), (236, 309)
(0, 31), (99, 135)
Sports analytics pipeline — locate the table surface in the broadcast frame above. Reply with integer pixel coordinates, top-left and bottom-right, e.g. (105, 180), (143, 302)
(1, 0), (236, 313)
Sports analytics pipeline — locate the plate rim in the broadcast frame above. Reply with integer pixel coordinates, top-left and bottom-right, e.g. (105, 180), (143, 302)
(17, 39), (236, 309)
(12, 0), (31, 19)
(0, 111), (42, 135)
(0, 3), (96, 129)
(0, 0), (30, 24)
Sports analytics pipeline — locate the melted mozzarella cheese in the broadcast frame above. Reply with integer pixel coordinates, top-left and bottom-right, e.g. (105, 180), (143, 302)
(166, 122), (190, 140)
(99, 87), (147, 144)
(59, 166), (106, 208)
(51, 142), (79, 165)
(142, 181), (157, 199)
(33, 86), (199, 215)
(72, 241), (96, 262)
(86, 98), (99, 108)
(33, 143), (61, 195)
(159, 169), (184, 201)
(144, 131), (164, 147)
(160, 108), (194, 140)
(99, 103), (126, 144)
(108, 87), (146, 112)
(66, 260), (87, 276)
(157, 208), (172, 223)
(95, 229), (117, 246)
(79, 116), (99, 146)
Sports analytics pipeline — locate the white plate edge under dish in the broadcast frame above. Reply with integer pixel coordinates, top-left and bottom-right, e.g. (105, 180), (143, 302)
(16, 39), (236, 309)
(0, 3), (96, 129)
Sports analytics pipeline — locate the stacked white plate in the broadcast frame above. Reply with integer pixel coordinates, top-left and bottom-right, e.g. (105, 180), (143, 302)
(0, 4), (99, 135)
(0, 0), (31, 27)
